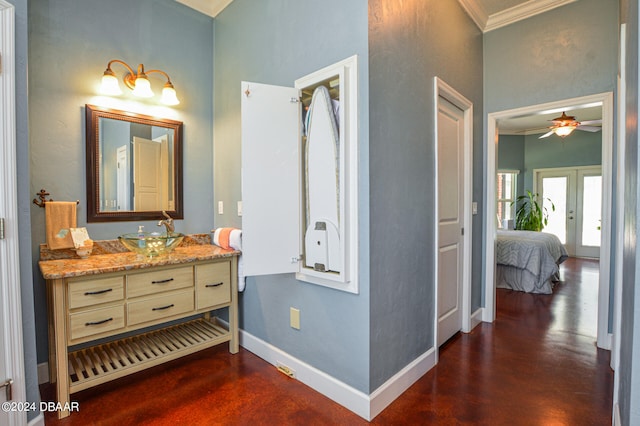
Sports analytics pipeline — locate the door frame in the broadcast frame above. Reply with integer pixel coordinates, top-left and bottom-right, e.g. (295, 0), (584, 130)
(0, 1), (27, 424)
(433, 77), (473, 357)
(484, 92), (614, 350)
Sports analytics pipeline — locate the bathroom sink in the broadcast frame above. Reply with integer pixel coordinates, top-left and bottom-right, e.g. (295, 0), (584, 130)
(118, 232), (185, 257)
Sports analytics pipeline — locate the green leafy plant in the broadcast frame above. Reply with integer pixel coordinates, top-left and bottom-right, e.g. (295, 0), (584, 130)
(511, 190), (555, 232)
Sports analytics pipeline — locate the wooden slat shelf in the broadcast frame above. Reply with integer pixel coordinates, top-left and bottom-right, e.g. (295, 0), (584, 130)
(68, 318), (230, 393)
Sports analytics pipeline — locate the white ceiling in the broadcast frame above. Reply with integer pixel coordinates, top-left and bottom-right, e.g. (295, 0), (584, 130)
(498, 105), (602, 136)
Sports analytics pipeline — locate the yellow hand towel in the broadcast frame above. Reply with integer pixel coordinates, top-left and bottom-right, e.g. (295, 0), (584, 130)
(45, 201), (77, 250)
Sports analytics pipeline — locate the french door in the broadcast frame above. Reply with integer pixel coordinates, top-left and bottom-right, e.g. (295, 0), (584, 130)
(535, 166), (602, 258)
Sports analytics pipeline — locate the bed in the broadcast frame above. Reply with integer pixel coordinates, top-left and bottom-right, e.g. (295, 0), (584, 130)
(496, 230), (569, 294)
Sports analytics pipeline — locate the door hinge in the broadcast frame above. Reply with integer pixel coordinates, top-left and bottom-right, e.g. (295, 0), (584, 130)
(1, 378), (13, 401)
(461, 227), (464, 236)
(0, 218), (5, 240)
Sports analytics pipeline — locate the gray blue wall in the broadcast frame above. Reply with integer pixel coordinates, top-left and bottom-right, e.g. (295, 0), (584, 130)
(484, 0), (618, 113)
(28, 0), (214, 363)
(368, 0), (483, 389)
(499, 131), (603, 196)
(8, 0), (41, 422)
(213, 0), (371, 392)
(497, 134), (525, 197)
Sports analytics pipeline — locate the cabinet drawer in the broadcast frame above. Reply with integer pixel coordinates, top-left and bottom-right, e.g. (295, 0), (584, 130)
(68, 276), (125, 309)
(128, 289), (194, 326)
(69, 305), (125, 341)
(196, 262), (231, 310)
(127, 266), (193, 298)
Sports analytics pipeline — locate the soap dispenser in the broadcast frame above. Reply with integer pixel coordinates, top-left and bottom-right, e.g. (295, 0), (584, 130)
(137, 225), (146, 248)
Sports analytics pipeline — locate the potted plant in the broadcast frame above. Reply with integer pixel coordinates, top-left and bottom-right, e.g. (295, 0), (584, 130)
(511, 190), (555, 232)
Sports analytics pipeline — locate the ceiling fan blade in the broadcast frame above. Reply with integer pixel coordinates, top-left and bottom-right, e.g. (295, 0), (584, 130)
(579, 119), (602, 125)
(576, 125), (602, 132)
(539, 130), (555, 139)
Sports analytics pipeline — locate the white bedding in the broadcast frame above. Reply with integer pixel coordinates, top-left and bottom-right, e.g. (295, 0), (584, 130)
(496, 230), (568, 294)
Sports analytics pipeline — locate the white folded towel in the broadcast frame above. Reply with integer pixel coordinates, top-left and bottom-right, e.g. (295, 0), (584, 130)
(212, 228), (245, 292)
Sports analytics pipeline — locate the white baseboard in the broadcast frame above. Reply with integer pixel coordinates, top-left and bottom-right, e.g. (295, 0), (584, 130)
(369, 347), (436, 419)
(37, 362), (49, 385)
(239, 328), (436, 421)
(27, 413), (44, 426)
(239, 329), (371, 419)
(470, 308), (484, 331)
(613, 402), (621, 426)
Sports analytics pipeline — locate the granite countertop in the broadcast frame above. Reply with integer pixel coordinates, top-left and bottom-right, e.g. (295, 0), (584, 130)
(39, 234), (239, 280)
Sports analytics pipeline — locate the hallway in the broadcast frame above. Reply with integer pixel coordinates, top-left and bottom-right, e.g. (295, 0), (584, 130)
(41, 258), (613, 425)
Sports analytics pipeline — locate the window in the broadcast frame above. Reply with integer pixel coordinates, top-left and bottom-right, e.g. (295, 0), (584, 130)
(497, 170), (518, 228)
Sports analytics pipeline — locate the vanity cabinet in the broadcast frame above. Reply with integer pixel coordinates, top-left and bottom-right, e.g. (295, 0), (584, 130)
(43, 253), (238, 419)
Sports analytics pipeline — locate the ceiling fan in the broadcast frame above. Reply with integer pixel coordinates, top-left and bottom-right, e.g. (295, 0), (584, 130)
(539, 111), (602, 139)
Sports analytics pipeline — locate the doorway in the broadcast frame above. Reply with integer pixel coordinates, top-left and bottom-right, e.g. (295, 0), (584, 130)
(534, 166), (602, 258)
(484, 92), (614, 350)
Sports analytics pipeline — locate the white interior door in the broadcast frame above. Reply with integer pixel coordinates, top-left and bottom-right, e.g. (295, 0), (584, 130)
(116, 145), (129, 211)
(437, 97), (464, 346)
(133, 136), (162, 211)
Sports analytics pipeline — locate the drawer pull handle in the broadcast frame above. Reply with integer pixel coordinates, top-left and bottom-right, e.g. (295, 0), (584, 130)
(151, 278), (174, 284)
(85, 318), (113, 326)
(205, 282), (224, 288)
(152, 304), (175, 311)
(84, 288), (113, 296)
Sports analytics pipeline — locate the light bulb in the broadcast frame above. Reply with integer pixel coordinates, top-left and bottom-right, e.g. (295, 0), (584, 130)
(555, 126), (576, 138)
(161, 83), (180, 105)
(132, 74), (154, 98)
(101, 72), (122, 95)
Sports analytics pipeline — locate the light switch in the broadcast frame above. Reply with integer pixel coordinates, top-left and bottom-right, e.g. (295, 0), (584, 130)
(218, 201), (224, 214)
(472, 201), (478, 215)
(237, 201), (243, 216)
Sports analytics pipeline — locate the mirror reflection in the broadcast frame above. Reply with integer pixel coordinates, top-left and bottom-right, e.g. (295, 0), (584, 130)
(86, 104), (183, 222)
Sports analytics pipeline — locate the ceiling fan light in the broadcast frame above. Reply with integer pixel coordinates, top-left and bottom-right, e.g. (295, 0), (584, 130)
(555, 125), (576, 138)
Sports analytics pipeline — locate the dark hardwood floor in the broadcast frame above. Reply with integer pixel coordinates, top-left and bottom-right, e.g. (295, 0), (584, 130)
(41, 258), (613, 425)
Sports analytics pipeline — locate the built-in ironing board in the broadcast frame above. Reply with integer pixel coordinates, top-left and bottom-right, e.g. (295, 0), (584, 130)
(304, 86), (341, 273)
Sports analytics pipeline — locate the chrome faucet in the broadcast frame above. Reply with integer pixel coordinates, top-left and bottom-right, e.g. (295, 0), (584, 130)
(157, 211), (175, 233)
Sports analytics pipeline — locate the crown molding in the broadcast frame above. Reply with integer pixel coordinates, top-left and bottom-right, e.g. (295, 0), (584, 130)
(459, 0), (579, 33)
(458, 0), (488, 30)
(175, 0), (234, 18)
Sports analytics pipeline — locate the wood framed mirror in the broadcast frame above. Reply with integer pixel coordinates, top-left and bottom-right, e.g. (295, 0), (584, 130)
(86, 104), (183, 222)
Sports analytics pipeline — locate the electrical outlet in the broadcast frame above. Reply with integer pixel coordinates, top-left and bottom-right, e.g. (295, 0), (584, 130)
(290, 307), (300, 330)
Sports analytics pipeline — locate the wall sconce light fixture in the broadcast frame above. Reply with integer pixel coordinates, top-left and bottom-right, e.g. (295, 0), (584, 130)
(101, 59), (180, 105)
